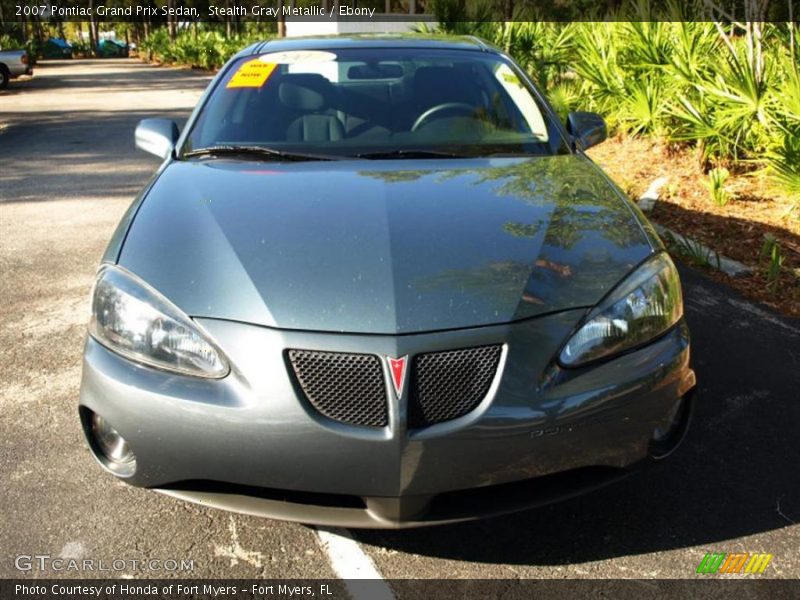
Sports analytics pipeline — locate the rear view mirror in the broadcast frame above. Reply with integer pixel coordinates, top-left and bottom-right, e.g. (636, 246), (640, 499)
(135, 118), (179, 160)
(347, 64), (403, 80)
(566, 111), (607, 151)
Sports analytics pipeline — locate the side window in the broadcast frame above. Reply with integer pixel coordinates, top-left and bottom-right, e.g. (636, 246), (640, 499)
(491, 64), (549, 140)
(472, 64), (514, 130)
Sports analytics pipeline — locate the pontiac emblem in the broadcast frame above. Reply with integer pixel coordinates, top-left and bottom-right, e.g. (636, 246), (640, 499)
(387, 356), (408, 397)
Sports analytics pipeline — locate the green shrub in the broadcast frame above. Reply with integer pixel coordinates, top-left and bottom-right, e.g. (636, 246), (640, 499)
(70, 39), (92, 57)
(760, 234), (784, 294)
(0, 34), (21, 51)
(433, 1), (800, 197)
(140, 28), (269, 71)
(707, 167), (732, 207)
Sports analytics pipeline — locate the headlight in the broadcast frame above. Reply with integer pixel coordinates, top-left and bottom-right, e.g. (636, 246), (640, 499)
(89, 265), (229, 378)
(560, 253), (683, 367)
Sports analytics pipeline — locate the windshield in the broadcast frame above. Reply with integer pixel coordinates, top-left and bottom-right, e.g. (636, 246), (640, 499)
(182, 48), (569, 159)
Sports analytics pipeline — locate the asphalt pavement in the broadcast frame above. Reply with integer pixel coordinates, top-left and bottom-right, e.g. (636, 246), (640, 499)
(1, 59), (799, 583)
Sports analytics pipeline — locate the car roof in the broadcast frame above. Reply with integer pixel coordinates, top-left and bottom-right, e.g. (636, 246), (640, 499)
(236, 34), (495, 58)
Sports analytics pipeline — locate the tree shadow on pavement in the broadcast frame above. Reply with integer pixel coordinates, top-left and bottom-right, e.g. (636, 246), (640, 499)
(355, 267), (800, 565)
(0, 110), (192, 203)
(1, 59), (212, 96)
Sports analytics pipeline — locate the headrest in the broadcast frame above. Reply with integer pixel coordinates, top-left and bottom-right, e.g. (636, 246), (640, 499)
(278, 74), (333, 112)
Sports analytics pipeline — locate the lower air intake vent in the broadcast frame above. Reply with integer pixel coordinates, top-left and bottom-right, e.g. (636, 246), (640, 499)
(410, 345), (502, 428)
(287, 350), (388, 428)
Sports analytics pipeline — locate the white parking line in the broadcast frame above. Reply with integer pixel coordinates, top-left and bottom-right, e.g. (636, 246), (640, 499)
(314, 527), (396, 600)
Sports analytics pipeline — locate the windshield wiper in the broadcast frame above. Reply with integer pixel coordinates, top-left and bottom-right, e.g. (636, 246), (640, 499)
(182, 145), (344, 162)
(354, 149), (470, 160)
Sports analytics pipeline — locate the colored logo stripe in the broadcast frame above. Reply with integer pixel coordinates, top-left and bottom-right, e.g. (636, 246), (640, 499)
(745, 553), (773, 573)
(697, 553), (726, 574)
(697, 552), (773, 574)
(719, 553), (749, 573)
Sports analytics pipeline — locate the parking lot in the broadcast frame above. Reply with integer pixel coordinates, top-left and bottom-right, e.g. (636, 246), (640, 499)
(1, 59), (799, 582)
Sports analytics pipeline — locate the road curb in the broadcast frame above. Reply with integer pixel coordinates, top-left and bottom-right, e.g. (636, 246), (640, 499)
(637, 179), (753, 278)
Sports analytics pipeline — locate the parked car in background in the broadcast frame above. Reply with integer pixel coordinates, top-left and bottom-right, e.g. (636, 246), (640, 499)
(97, 39), (129, 58)
(43, 37), (73, 59)
(0, 46), (32, 90)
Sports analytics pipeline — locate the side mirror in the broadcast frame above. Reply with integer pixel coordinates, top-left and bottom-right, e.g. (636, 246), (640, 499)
(566, 111), (607, 151)
(135, 118), (179, 160)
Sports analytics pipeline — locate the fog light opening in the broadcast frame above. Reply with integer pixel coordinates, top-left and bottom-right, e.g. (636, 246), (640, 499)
(649, 389), (694, 461)
(652, 400), (682, 443)
(89, 412), (137, 476)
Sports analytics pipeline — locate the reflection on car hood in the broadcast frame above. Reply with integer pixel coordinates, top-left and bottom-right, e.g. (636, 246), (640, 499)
(118, 155), (654, 334)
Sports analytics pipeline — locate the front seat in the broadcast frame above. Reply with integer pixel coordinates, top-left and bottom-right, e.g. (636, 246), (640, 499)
(278, 74), (344, 142)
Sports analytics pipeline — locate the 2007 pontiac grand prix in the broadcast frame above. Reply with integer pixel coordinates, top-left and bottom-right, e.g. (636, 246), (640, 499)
(79, 35), (696, 528)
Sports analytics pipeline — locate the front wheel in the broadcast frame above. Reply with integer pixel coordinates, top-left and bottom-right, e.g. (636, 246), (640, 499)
(0, 67), (9, 90)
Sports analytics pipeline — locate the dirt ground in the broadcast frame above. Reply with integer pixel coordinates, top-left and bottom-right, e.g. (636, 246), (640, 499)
(588, 136), (800, 318)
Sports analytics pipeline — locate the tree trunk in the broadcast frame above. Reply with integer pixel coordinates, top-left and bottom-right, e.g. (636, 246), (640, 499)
(33, 14), (43, 44)
(277, 0), (286, 37)
(504, 0), (514, 20)
(88, 0), (97, 56)
(168, 0), (177, 41)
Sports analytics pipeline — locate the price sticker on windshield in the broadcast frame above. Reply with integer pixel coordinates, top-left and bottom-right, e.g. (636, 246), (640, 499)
(227, 60), (277, 89)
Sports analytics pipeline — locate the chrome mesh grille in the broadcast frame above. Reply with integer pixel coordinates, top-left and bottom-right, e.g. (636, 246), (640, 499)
(287, 350), (388, 428)
(409, 345), (502, 427)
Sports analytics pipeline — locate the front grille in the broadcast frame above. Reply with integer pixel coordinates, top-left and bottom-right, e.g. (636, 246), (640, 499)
(409, 345), (502, 428)
(287, 350), (388, 428)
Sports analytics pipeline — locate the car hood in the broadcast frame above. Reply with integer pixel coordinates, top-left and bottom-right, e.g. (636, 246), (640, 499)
(118, 155), (654, 334)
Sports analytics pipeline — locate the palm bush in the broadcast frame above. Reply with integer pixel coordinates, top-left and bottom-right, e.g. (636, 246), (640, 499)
(141, 28), (267, 71)
(768, 133), (800, 196)
(501, 22), (577, 90)
(434, 1), (800, 197)
(767, 52), (800, 196)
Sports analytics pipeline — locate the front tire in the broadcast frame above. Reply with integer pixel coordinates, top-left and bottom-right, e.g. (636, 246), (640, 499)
(0, 67), (9, 90)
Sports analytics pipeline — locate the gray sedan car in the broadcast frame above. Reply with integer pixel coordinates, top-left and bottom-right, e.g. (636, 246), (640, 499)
(79, 35), (696, 528)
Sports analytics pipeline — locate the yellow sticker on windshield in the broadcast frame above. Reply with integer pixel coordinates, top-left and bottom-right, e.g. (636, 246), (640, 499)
(227, 60), (276, 89)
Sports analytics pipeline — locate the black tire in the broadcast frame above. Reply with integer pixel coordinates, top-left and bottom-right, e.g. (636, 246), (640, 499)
(0, 67), (9, 91)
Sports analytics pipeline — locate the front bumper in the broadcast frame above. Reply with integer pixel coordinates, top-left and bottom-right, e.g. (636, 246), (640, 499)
(79, 312), (695, 528)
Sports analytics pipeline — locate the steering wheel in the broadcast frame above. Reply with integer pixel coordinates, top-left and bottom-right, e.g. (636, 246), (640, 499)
(411, 103), (477, 132)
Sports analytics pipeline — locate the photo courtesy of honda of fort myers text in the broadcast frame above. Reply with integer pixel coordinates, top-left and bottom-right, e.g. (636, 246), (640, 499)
(11, 583), (341, 599)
